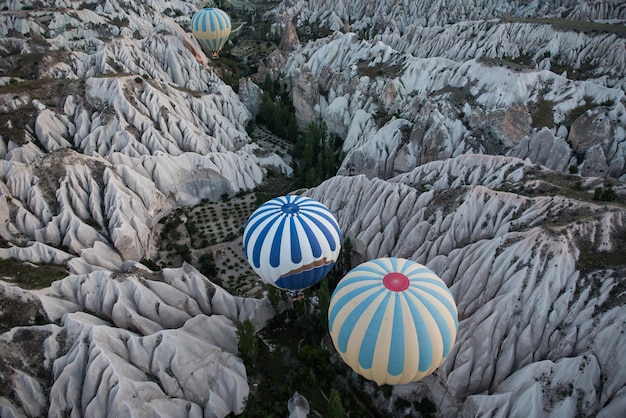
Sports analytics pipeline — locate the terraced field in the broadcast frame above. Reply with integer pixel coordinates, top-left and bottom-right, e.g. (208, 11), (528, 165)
(155, 124), (294, 297)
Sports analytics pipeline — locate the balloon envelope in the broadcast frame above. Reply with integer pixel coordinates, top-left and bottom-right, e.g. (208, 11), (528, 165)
(191, 8), (231, 56)
(243, 195), (342, 291)
(328, 257), (458, 385)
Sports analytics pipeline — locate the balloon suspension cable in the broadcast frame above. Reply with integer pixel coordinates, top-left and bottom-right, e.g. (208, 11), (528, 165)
(288, 290), (305, 301)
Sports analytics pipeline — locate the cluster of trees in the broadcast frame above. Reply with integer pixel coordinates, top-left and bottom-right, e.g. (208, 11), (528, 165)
(235, 238), (365, 416)
(256, 75), (298, 140)
(236, 319), (258, 368)
(594, 185), (617, 201)
(256, 74), (344, 188)
(237, 308), (365, 417)
(197, 252), (218, 278)
(292, 121), (344, 188)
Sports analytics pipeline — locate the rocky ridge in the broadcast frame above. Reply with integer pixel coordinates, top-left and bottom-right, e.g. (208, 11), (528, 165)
(0, 1), (279, 416)
(0, 0), (625, 417)
(1, 263), (273, 417)
(305, 154), (626, 417)
(266, 0), (626, 181)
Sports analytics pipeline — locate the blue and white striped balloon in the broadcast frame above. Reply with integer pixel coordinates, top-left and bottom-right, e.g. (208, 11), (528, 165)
(243, 195), (342, 291)
(191, 8), (231, 56)
(328, 258), (458, 385)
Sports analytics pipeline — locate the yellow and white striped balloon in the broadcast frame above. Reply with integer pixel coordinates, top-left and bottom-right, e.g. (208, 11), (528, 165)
(328, 257), (458, 385)
(191, 8), (231, 57)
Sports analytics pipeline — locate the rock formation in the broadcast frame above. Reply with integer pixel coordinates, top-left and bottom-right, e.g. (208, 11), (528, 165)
(1, 0), (625, 417)
(266, 1), (626, 180)
(305, 155), (626, 416)
(0, 264), (274, 417)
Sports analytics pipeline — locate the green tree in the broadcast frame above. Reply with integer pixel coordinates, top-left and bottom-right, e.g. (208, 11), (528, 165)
(287, 115), (298, 140)
(267, 285), (282, 312)
(236, 319), (258, 368)
(292, 121), (342, 188)
(256, 91), (298, 141)
(186, 220), (197, 235)
(294, 290), (316, 339)
(173, 244), (191, 263)
(306, 167), (319, 187)
(594, 186), (617, 201)
(316, 279), (330, 337)
(198, 252), (217, 278)
(327, 237), (353, 292)
(258, 92), (275, 128)
(263, 73), (275, 96)
(328, 388), (348, 418)
(140, 258), (160, 271)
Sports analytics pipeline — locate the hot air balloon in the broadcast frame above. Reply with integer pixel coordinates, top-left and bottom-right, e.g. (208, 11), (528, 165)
(243, 195), (342, 292)
(191, 8), (231, 58)
(328, 257), (458, 385)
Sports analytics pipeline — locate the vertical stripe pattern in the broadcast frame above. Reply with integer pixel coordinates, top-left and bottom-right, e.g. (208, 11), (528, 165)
(191, 8), (232, 55)
(328, 258), (458, 385)
(243, 195), (342, 291)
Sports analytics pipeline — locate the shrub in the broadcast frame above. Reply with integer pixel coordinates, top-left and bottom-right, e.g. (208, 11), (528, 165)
(593, 186), (617, 201)
(140, 258), (160, 271)
(198, 252), (217, 278)
(173, 244), (191, 263)
(328, 388), (347, 418)
(236, 319), (258, 368)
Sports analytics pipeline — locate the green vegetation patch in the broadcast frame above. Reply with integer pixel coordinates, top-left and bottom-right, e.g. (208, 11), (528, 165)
(291, 121), (344, 188)
(107, 17), (129, 27)
(239, 240), (370, 416)
(432, 85), (473, 106)
(243, 311), (373, 417)
(356, 60), (405, 79)
(0, 77), (77, 112)
(0, 78), (58, 94)
(527, 170), (624, 205)
(530, 95), (556, 129)
(256, 74), (298, 141)
(478, 55), (533, 71)
(0, 258), (68, 289)
(210, 55), (245, 91)
(577, 239), (626, 275)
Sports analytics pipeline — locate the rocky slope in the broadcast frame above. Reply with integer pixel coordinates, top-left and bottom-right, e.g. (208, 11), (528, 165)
(1, 263), (274, 417)
(305, 155), (626, 417)
(0, 0), (279, 416)
(270, 1), (626, 415)
(275, 0), (626, 36)
(0, 0), (280, 270)
(0, 0), (625, 417)
(266, 0), (626, 181)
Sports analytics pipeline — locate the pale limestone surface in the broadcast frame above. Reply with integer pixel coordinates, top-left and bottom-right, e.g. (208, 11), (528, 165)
(1, 0), (625, 417)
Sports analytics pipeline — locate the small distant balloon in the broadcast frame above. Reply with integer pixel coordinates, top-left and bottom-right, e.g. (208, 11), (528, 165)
(243, 195), (342, 292)
(328, 257), (458, 385)
(191, 8), (231, 58)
